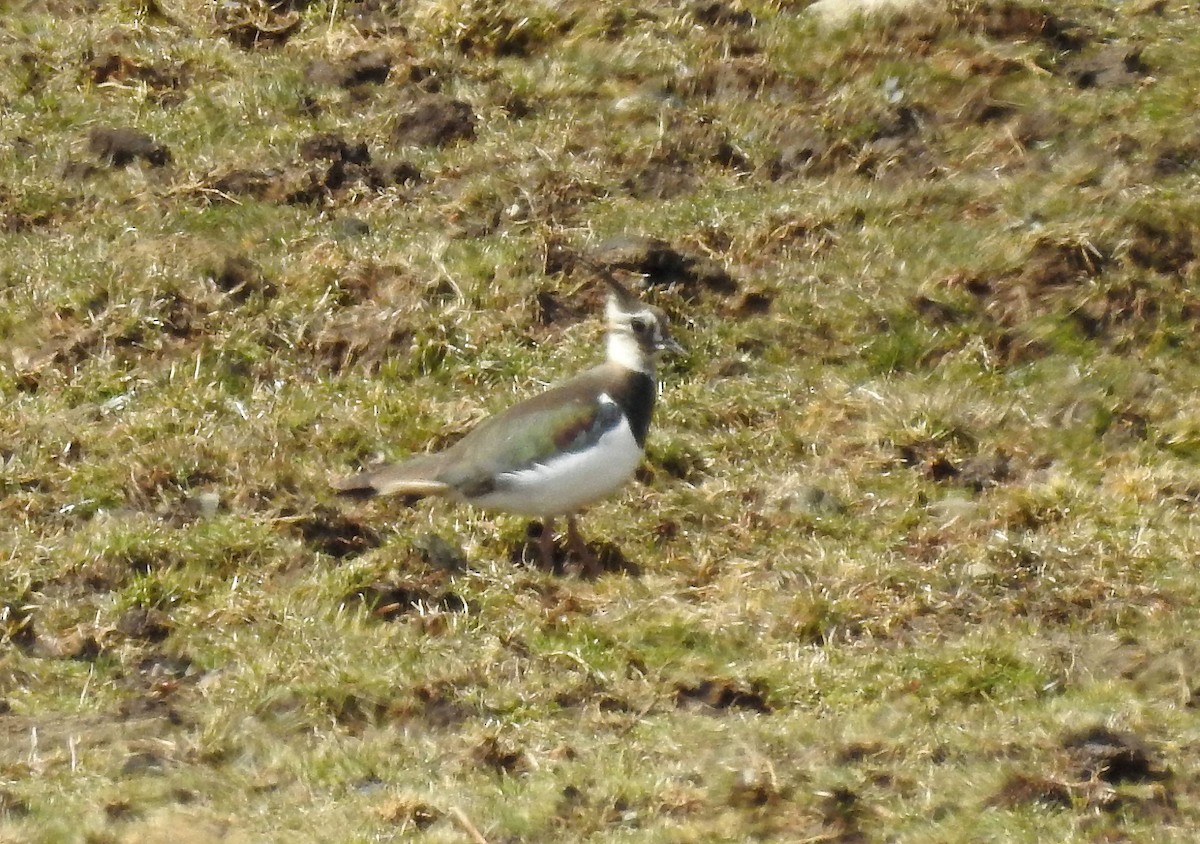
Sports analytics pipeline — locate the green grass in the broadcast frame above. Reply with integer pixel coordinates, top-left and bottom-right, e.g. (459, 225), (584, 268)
(4, 0), (1200, 841)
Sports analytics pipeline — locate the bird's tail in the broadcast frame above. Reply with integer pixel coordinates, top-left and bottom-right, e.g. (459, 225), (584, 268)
(332, 454), (451, 499)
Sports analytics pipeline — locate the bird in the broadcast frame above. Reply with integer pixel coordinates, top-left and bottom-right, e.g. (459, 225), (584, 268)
(333, 269), (683, 572)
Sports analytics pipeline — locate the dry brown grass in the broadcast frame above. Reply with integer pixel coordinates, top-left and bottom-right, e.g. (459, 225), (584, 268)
(3, 0), (1200, 841)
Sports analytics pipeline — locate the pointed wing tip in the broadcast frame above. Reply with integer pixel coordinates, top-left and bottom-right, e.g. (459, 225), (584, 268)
(332, 474), (380, 498)
(333, 467), (452, 500)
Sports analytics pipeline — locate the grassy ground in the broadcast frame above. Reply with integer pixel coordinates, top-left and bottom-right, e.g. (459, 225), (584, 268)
(3, 0), (1200, 840)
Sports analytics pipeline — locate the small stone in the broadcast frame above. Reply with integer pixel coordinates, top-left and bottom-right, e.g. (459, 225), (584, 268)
(807, 0), (940, 27)
(190, 492), (221, 518)
(963, 561), (996, 580)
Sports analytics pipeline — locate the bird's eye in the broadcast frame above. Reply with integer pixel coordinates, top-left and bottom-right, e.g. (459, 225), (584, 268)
(631, 317), (651, 334)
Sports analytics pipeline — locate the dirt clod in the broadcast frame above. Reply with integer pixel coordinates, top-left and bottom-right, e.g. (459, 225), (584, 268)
(675, 679), (771, 713)
(412, 533), (468, 573)
(958, 450), (1011, 491)
(376, 795), (442, 829)
(731, 289), (773, 317)
(897, 439), (966, 484)
(104, 799), (136, 820)
(591, 236), (737, 296)
(1022, 236), (1104, 289)
(307, 306), (413, 374)
(624, 156), (698, 201)
(819, 785), (864, 831)
(728, 767), (782, 807)
(86, 50), (186, 94)
(306, 49), (392, 88)
(210, 254), (276, 302)
(1125, 217), (1197, 274)
(321, 158), (421, 193)
(1151, 132), (1200, 176)
(1062, 726), (1165, 784)
(689, 0), (754, 27)
(0, 789), (30, 818)
(292, 507), (381, 559)
(207, 146), (419, 207)
(53, 629), (105, 661)
(1062, 44), (1149, 89)
(392, 95), (477, 147)
(136, 652), (193, 683)
(911, 294), (963, 326)
(299, 133), (370, 165)
(342, 581), (468, 620)
(1, 601), (37, 650)
(409, 684), (474, 728)
(966, 3), (1086, 52)
(208, 167), (286, 201)
(117, 608), (172, 643)
(88, 127), (171, 167)
(218, 6), (301, 49)
(988, 772), (1073, 809)
(121, 749), (169, 775)
(473, 735), (526, 775)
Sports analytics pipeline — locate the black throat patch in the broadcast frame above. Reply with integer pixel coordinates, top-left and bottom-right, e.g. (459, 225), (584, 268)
(608, 370), (656, 448)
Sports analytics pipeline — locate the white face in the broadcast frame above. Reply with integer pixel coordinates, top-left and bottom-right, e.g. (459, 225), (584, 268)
(606, 296), (679, 370)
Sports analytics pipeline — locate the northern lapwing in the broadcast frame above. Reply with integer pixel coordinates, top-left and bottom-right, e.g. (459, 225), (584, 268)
(333, 270), (683, 572)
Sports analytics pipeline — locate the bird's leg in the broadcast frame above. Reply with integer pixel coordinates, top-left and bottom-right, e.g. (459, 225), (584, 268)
(566, 514), (600, 576)
(537, 517), (557, 569)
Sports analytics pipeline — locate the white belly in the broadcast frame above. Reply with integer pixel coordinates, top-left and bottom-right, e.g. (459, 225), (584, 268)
(467, 417), (643, 516)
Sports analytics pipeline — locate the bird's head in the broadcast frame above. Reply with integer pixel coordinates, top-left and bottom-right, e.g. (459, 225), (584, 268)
(600, 270), (684, 371)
